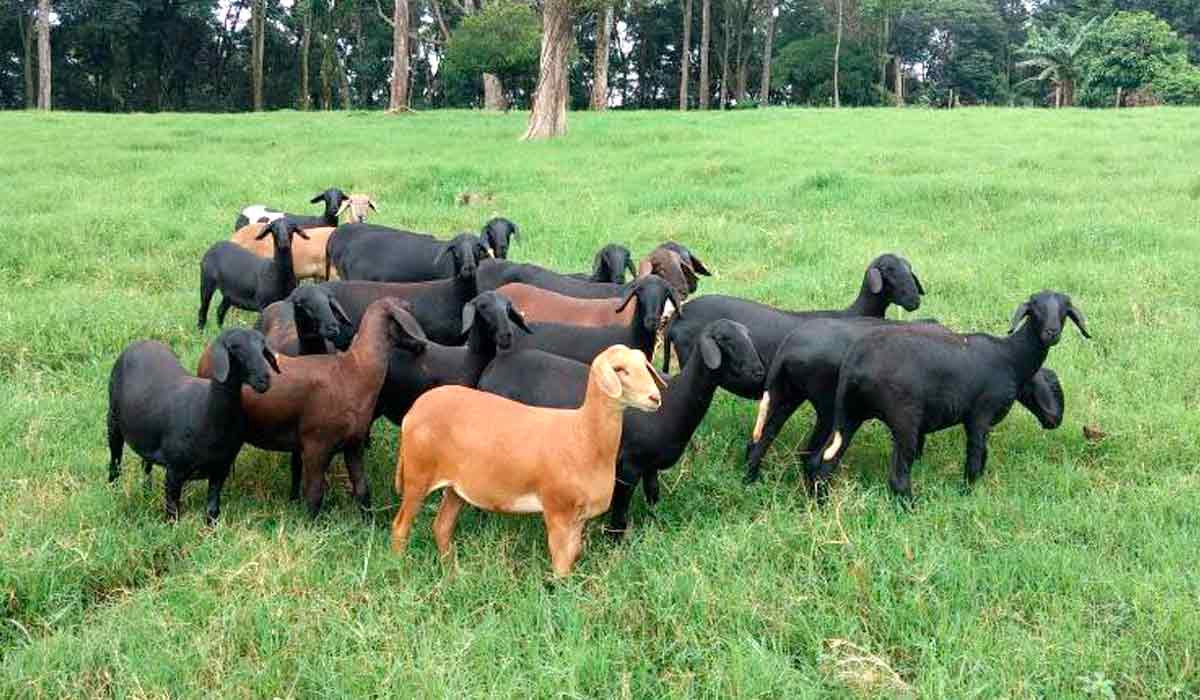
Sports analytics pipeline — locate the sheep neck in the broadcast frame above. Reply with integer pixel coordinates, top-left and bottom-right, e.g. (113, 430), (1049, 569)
(205, 375), (247, 430)
(269, 241), (298, 300)
(667, 352), (719, 436)
(293, 313), (328, 356)
(1001, 321), (1050, 385)
(341, 308), (393, 396)
(459, 323), (497, 383)
(846, 278), (889, 318)
(578, 371), (627, 474)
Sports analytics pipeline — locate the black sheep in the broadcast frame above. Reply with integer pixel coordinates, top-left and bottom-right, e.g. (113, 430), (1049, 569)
(478, 319), (764, 535)
(326, 224), (489, 283)
(481, 217), (520, 259)
(234, 188), (349, 231)
(198, 218), (308, 329)
(813, 290), (1088, 499)
(476, 258), (631, 299)
(107, 329), (281, 523)
(565, 244), (637, 284)
(661, 253), (925, 395)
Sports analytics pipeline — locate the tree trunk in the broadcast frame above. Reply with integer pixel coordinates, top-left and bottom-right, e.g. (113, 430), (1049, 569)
(759, 0), (775, 104)
(390, 0), (410, 110)
(1115, 86), (1122, 108)
(1062, 79), (1073, 107)
(36, 0), (50, 110)
(18, 8), (35, 109)
(523, 0), (573, 140)
(336, 45), (352, 109)
(320, 30), (333, 110)
(299, 3), (312, 110)
(697, 0), (710, 109)
(484, 73), (507, 110)
(832, 0), (842, 108)
(250, 0), (265, 111)
(878, 15), (888, 99)
(679, 0), (692, 110)
(719, 9), (731, 108)
(590, 5), (612, 111)
(893, 57), (903, 106)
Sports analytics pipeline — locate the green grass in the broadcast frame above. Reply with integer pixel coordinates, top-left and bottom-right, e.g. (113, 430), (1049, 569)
(2, 107), (1199, 698)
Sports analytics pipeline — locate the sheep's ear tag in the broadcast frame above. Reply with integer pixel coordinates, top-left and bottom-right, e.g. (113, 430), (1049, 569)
(598, 362), (622, 399)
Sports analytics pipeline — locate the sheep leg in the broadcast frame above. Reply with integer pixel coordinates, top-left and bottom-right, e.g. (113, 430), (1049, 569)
(545, 514), (585, 577)
(810, 417), (863, 500)
(642, 469), (660, 507)
(915, 433), (927, 460)
(198, 272), (217, 330)
(205, 467), (230, 526)
(886, 427), (919, 502)
(963, 421), (991, 487)
(432, 489), (466, 559)
(745, 392), (803, 484)
(143, 459), (154, 490)
(288, 452), (302, 501)
(106, 413), (123, 483)
(390, 489), (427, 554)
(301, 446), (331, 518)
(606, 473), (638, 539)
(344, 443), (372, 515)
(163, 470), (185, 522)
(216, 298), (233, 328)
(801, 409), (835, 489)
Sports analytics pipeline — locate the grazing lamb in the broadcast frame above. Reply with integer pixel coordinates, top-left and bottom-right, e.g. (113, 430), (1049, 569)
(198, 218), (307, 329)
(479, 319), (765, 535)
(391, 345), (666, 576)
(812, 291), (1088, 499)
(107, 329), (280, 523)
(662, 253), (925, 394)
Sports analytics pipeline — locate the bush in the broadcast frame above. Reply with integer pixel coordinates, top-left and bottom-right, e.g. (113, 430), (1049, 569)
(772, 35), (879, 107)
(441, 1), (541, 108)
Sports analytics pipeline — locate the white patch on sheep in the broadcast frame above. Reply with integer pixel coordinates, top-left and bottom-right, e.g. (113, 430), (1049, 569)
(242, 205), (284, 224)
(661, 299), (676, 322)
(822, 432), (843, 461)
(506, 493), (544, 513)
(752, 392), (770, 442)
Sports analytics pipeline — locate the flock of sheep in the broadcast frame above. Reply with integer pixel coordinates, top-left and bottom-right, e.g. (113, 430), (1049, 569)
(106, 188), (1090, 576)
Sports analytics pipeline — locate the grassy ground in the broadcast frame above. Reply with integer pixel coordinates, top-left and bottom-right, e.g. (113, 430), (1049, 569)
(1, 107), (1198, 698)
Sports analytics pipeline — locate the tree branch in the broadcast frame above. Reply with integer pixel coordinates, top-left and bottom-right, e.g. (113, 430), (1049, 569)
(375, 0), (396, 27)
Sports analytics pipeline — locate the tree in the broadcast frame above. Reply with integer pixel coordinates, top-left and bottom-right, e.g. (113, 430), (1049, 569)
(698, 0), (711, 108)
(442, 0), (541, 107)
(36, 0), (50, 109)
(759, 0), (778, 104)
(591, 4), (613, 109)
(1081, 11), (1190, 106)
(1016, 15), (1097, 107)
(679, 0), (693, 108)
(772, 32), (877, 105)
(832, 0), (842, 106)
(523, 0), (573, 139)
(299, 1), (314, 110)
(250, 0), (265, 111)
(10, 0), (35, 108)
(376, 0), (411, 110)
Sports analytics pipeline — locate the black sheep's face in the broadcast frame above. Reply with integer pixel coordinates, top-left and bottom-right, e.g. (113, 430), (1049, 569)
(447, 234), (482, 280)
(600, 248), (631, 284)
(1009, 290), (1090, 347)
(292, 287), (341, 342)
(1019, 367), (1064, 429)
(475, 293), (515, 349)
(221, 329), (279, 393)
(636, 279), (673, 332)
(710, 320), (766, 394)
(483, 218), (516, 259)
(873, 254), (924, 312)
(323, 189), (350, 218)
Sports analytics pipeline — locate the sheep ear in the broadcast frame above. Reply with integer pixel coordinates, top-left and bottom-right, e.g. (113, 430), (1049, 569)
(615, 285), (638, 313)
(507, 305), (533, 334)
(292, 224), (310, 240)
(688, 252), (712, 276)
(1008, 302), (1031, 334)
(262, 346), (281, 374)
(368, 199), (378, 212)
(329, 298), (352, 326)
(1066, 303), (1091, 339)
(309, 192), (325, 204)
(699, 334), (722, 370)
(254, 223), (272, 240)
(596, 360), (622, 399)
(508, 223), (519, 240)
(460, 302), (477, 337)
(666, 284), (684, 317)
(210, 342), (231, 383)
(591, 250), (606, 279)
(868, 267), (884, 294)
(336, 199), (351, 218)
(624, 252), (637, 278)
(911, 269), (926, 295)
(432, 244), (451, 266)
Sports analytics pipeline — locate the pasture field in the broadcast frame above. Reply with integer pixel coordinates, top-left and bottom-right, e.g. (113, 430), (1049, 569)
(1, 107), (1199, 698)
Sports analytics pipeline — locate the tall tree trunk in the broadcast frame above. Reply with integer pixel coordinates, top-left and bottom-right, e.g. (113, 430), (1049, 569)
(336, 45), (352, 109)
(320, 30), (333, 110)
(832, 0), (842, 108)
(878, 14), (887, 99)
(35, 0), (50, 110)
(590, 5), (612, 111)
(251, 0), (265, 111)
(893, 57), (903, 106)
(758, 0), (775, 104)
(389, 0), (410, 110)
(484, 74), (507, 110)
(1062, 78), (1073, 107)
(698, 0), (710, 109)
(299, 3), (312, 110)
(523, 0), (573, 140)
(719, 9), (731, 108)
(18, 8), (35, 109)
(679, 0), (692, 109)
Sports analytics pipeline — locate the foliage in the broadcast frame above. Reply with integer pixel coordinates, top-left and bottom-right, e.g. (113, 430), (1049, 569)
(1, 108), (1200, 695)
(1080, 11), (1195, 106)
(1148, 55), (1200, 104)
(1015, 15), (1098, 103)
(441, 1), (543, 108)
(772, 33), (879, 105)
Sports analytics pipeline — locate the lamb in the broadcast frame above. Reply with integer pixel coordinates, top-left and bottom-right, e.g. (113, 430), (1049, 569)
(218, 298), (420, 517)
(504, 275), (681, 363)
(391, 345), (666, 576)
(478, 319), (765, 535)
(565, 244), (636, 284)
(233, 188), (350, 232)
(481, 217), (520, 259)
(812, 290), (1089, 499)
(230, 193), (376, 281)
(317, 241), (481, 345)
(745, 316), (1064, 488)
(325, 224), (490, 283)
(661, 253), (925, 394)
(107, 328), (280, 523)
(198, 218), (308, 329)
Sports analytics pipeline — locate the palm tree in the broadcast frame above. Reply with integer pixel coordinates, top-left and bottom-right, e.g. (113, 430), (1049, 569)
(1016, 16), (1098, 108)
